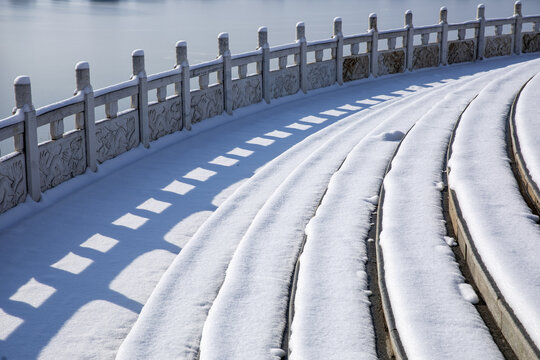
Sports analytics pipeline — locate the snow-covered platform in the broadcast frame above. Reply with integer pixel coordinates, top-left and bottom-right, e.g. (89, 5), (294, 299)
(1, 53), (540, 360)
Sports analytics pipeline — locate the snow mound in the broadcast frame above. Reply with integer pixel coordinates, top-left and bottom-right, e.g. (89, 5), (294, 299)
(376, 130), (405, 142)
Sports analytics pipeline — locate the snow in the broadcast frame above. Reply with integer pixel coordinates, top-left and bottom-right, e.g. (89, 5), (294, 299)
(14, 75), (31, 85)
(199, 62), (512, 360)
(380, 67), (507, 359)
(515, 72), (540, 192)
(131, 49), (144, 57)
(75, 61), (89, 70)
(448, 57), (540, 348)
(1, 54), (540, 359)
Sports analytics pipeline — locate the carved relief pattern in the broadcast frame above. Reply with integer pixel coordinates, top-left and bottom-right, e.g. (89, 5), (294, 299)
(148, 97), (182, 141)
(448, 40), (475, 64)
(232, 75), (262, 110)
(378, 50), (405, 76)
(484, 35), (512, 58)
(96, 112), (138, 163)
(39, 131), (86, 192)
(270, 67), (300, 99)
(0, 154), (26, 214)
(522, 33), (540, 53)
(190, 85), (224, 123)
(307, 61), (336, 91)
(413, 45), (440, 70)
(343, 55), (369, 82)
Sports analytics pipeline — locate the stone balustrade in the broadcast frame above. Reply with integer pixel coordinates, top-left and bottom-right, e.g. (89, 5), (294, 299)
(0, 2), (538, 214)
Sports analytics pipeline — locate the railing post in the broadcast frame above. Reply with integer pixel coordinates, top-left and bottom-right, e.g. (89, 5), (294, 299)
(176, 41), (192, 130)
(513, 1), (523, 54)
(439, 7), (449, 65)
(333, 17), (344, 85)
(296, 22), (307, 94)
(14, 76), (40, 202)
(476, 4), (486, 60)
(75, 62), (97, 172)
(132, 49), (149, 148)
(405, 10), (415, 71)
(258, 27), (271, 104)
(218, 33), (233, 115)
(368, 13), (379, 77)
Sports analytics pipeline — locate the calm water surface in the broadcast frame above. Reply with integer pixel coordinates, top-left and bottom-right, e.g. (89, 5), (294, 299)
(1, 0), (539, 120)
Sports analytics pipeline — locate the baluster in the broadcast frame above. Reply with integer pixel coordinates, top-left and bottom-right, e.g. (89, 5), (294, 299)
(157, 86), (167, 102)
(405, 10), (414, 71)
(175, 41), (191, 130)
(132, 50), (149, 148)
(421, 33), (429, 45)
(458, 28), (466, 40)
(105, 101), (118, 119)
(218, 32), (232, 114)
(439, 7), (448, 66)
(495, 25), (503, 36)
(388, 37), (397, 50)
(351, 43), (360, 55)
(75, 61), (97, 171)
(14, 76), (40, 201)
(476, 4), (486, 60)
(333, 17), (344, 85)
(238, 64), (247, 79)
(278, 56), (287, 69)
(296, 22), (307, 93)
(50, 118), (63, 140)
(315, 49), (323, 62)
(199, 73), (209, 90)
(258, 26), (271, 104)
(513, 1), (523, 54)
(368, 13), (379, 76)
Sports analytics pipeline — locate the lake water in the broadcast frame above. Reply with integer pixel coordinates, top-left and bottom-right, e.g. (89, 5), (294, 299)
(1, 0), (539, 119)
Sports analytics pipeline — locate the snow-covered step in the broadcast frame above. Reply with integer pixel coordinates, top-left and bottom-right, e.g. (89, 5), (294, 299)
(197, 71), (498, 360)
(378, 67), (511, 359)
(511, 72), (540, 213)
(116, 78), (432, 359)
(448, 59), (540, 359)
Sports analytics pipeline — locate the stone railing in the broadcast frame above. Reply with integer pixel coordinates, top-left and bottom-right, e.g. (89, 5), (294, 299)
(0, 2), (538, 215)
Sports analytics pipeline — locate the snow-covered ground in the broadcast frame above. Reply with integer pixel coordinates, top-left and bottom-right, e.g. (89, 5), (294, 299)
(448, 57), (540, 350)
(1, 54), (539, 359)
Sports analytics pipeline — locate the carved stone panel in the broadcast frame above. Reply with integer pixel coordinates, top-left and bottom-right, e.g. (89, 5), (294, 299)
(96, 111), (138, 164)
(413, 45), (440, 70)
(307, 61), (336, 91)
(232, 75), (262, 110)
(343, 55), (369, 82)
(448, 40), (476, 64)
(378, 50), (405, 76)
(523, 32), (540, 53)
(0, 153), (26, 214)
(190, 85), (224, 123)
(148, 97), (182, 141)
(484, 35), (512, 58)
(270, 67), (300, 99)
(39, 130), (86, 192)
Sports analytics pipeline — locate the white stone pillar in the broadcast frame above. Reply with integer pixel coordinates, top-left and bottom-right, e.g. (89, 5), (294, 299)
(333, 17), (344, 85)
(218, 33), (233, 115)
(368, 13), (379, 77)
(132, 49), (149, 148)
(14, 76), (40, 202)
(439, 7), (449, 65)
(405, 10), (415, 71)
(296, 22), (307, 94)
(75, 62), (97, 172)
(476, 4), (486, 60)
(176, 41), (192, 130)
(513, 1), (523, 54)
(258, 27), (271, 104)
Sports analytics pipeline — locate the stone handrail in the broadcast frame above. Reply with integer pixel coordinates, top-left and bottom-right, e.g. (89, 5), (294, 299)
(0, 2), (538, 215)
